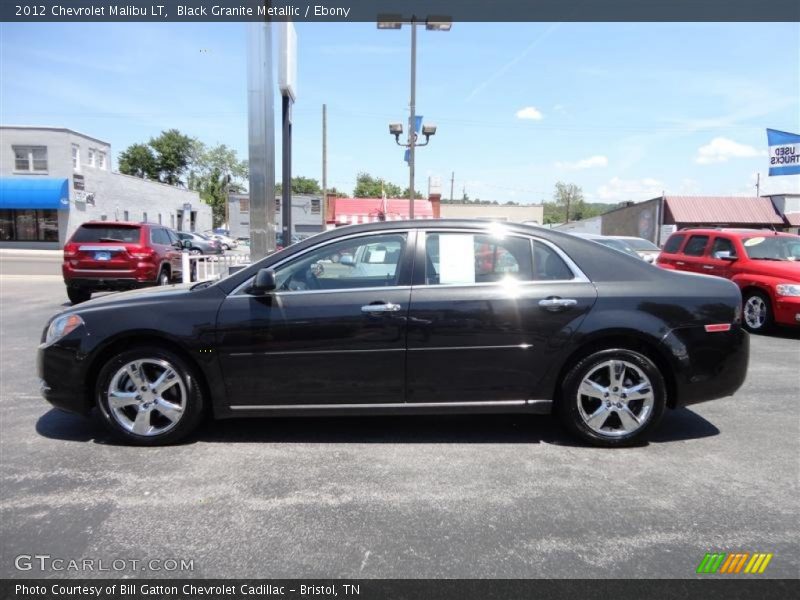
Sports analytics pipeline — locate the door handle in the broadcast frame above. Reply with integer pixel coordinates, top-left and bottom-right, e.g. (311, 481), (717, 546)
(703, 265), (715, 270)
(538, 297), (578, 311)
(676, 261), (685, 265)
(361, 302), (402, 314)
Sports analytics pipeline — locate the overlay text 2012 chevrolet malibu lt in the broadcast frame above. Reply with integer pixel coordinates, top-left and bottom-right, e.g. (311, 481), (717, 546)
(38, 220), (749, 447)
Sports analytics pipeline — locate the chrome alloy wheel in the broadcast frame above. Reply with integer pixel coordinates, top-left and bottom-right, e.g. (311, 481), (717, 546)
(106, 359), (186, 436)
(744, 295), (767, 330)
(576, 359), (655, 438)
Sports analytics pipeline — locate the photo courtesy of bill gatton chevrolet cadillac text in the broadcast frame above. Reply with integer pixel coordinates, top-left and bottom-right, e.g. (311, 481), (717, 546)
(38, 220), (749, 447)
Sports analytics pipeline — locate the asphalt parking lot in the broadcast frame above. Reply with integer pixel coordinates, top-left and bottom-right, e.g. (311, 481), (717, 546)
(0, 258), (798, 579)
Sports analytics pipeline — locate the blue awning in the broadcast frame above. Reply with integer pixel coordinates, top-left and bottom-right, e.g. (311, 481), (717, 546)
(0, 178), (70, 210)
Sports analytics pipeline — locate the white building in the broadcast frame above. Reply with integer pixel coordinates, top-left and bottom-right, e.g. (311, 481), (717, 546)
(0, 126), (212, 248)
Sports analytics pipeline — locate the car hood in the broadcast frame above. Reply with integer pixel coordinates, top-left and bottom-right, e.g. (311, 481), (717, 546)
(743, 260), (800, 281)
(70, 283), (199, 310)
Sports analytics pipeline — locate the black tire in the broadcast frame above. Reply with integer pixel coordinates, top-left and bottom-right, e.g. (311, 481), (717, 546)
(67, 287), (91, 305)
(557, 348), (667, 447)
(742, 290), (773, 333)
(222, 244), (230, 251)
(158, 267), (170, 286)
(95, 346), (205, 446)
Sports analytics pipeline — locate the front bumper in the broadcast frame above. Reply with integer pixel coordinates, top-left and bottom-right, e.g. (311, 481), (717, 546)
(37, 339), (91, 415)
(773, 294), (800, 327)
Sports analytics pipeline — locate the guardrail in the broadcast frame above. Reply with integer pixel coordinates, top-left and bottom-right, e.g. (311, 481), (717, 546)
(181, 252), (251, 283)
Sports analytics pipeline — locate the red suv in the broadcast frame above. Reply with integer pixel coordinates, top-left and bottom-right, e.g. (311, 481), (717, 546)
(63, 221), (185, 304)
(657, 228), (800, 332)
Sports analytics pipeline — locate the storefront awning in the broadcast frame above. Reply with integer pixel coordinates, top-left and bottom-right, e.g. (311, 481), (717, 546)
(328, 198), (434, 224)
(0, 178), (70, 210)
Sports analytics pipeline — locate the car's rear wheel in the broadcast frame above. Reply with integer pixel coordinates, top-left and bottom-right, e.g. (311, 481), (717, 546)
(95, 346), (205, 445)
(558, 348), (666, 447)
(158, 268), (170, 286)
(67, 287), (91, 305)
(742, 290), (773, 333)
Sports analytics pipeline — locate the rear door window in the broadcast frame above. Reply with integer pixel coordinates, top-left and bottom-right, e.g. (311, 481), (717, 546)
(662, 234), (685, 254)
(72, 225), (141, 243)
(424, 232), (534, 285)
(683, 235), (709, 256)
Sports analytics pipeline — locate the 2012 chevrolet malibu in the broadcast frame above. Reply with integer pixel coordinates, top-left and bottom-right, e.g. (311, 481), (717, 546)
(38, 220), (749, 447)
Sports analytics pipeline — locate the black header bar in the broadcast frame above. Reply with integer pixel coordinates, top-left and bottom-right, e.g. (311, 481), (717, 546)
(2, 1), (799, 23)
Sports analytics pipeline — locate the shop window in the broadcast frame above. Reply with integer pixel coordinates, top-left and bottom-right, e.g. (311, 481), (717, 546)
(97, 152), (106, 170)
(239, 198), (250, 213)
(0, 209), (58, 241)
(311, 198), (321, 213)
(0, 210), (14, 241)
(88, 149), (96, 168)
(13, 146), (48, 172)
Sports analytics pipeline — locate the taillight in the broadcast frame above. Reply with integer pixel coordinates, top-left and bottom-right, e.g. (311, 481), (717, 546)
(63, 243), (78, 258)
(704, 324), (732, 333)
(129, 246), (155, 259)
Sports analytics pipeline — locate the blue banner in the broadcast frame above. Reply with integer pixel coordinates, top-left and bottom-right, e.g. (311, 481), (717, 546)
(767, 128), (800, 176)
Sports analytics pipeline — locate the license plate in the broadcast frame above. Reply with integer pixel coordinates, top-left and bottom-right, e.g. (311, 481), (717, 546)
(94, 251), (111, 261)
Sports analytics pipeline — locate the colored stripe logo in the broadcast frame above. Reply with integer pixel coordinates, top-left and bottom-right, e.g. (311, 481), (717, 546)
(696, 552), (773, 574)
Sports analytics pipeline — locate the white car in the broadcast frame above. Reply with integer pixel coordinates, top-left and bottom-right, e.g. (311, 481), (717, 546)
(204, 232), (238, 250)
(609, 236), (661, 263)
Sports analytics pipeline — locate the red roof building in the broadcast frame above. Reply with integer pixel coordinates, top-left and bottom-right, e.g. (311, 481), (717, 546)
(327, 197), (434, 226)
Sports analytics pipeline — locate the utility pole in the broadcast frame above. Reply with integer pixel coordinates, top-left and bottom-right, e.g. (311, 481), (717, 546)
(281, 95), (292, 247)
(755, 172), (761, 197)
(408, 17), (417, 219)
(450, 171), (454, 201)
(322, 103), (327, 228)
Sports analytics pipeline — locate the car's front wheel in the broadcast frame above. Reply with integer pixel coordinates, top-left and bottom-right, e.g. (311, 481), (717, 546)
(95, 347), (205, 445)
(742, 290), (773, 333)
(558, 348), (666, 447)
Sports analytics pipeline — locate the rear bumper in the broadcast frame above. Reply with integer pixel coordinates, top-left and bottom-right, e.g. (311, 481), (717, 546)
(63, 262), (159, 290)
(773, 295), (800, 327)
(662, 325), (749, 408)
(65, 278), (152, 292)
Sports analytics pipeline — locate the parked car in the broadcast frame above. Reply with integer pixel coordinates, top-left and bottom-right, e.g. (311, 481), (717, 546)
(40, 220), (749, 447)
(204, 231), (238, 250)
(609, 236), (661, 263)
(571, 233), (644, 260)
(62, 221), (184, 305)
(177, 231), (223, 255)
(657, 228), (800, 332)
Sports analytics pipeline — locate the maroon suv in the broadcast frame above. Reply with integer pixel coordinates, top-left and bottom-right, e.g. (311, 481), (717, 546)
(63, 221), (184, 304)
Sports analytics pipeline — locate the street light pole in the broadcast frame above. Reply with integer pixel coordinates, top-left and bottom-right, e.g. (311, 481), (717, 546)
(408, 17), (417, 219)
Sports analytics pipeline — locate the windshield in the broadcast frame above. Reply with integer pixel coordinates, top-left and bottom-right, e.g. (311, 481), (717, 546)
(620, 238), (660, 251)
(742, 235), (800, 261)
(596, 238), (639, 257)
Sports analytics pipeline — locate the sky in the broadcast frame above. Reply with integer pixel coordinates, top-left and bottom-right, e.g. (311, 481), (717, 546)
(1, 21), (798, 204)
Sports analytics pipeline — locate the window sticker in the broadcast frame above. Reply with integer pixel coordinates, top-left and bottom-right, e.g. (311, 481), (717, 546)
(744, 237), (765, 247)
(367, 249), (386, 263)
(439, 234), (476, 284)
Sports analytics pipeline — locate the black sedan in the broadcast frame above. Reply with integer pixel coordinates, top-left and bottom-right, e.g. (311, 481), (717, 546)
(38, 220), (749, 447)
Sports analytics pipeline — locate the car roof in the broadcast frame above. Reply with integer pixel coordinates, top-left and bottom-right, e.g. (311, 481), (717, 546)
(669, 228), (792, 238)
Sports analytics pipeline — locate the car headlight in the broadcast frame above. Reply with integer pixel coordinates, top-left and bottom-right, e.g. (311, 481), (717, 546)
(776, 283), (800, 297)
(45, 314), (84, 344)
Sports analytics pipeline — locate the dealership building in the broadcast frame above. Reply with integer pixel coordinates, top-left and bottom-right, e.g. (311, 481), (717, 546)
(0, 126), (211, 249)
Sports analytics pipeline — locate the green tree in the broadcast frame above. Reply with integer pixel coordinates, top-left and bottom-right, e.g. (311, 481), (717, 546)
(149, 129), (197, 186)
(401, 187), (424, 199)
(275, 176), (322, 195)
(553, 181), (585, 223)
(188, 143), (248, 226)
(118, 143), (158, 179)
(353, 172), (402, 198)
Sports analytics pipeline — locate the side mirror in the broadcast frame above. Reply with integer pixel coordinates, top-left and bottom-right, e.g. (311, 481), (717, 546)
(252, 268), (277, 294)
(340, 254), (355, 266)
(172, 241), (183, 249)
(713, 250), (736, 261)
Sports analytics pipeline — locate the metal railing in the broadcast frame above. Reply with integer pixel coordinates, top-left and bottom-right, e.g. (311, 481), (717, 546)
(181, 252), (251, 283)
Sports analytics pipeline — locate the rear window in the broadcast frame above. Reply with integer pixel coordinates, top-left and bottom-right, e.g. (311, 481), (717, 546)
(71, 225), (141, 243)
(683, 235), (709, 256)
(622, 238), (660, 251)
(662, 234), (684, 254)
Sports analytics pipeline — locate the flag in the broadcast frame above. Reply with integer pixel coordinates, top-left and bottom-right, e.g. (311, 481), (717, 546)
(767, 129), (800, 176)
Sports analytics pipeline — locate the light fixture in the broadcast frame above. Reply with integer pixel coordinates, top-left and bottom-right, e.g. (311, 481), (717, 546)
(389, 123), (404, 142)
(421, 124), (437, 137)
(426, 17), (452, 31)
(377, 14), (403, 29)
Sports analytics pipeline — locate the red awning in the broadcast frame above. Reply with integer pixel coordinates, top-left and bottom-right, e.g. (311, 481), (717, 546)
(664, 196), (783, 225)
(784, 212), (800, 227)
(328, 198), (434, 224)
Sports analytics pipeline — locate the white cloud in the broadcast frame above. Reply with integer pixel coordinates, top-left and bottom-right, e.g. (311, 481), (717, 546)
(555, 155), (608, 170)
(515, 106), (543, 120)
(695, 137), (765, 164)
(596, 177), (665, 202)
